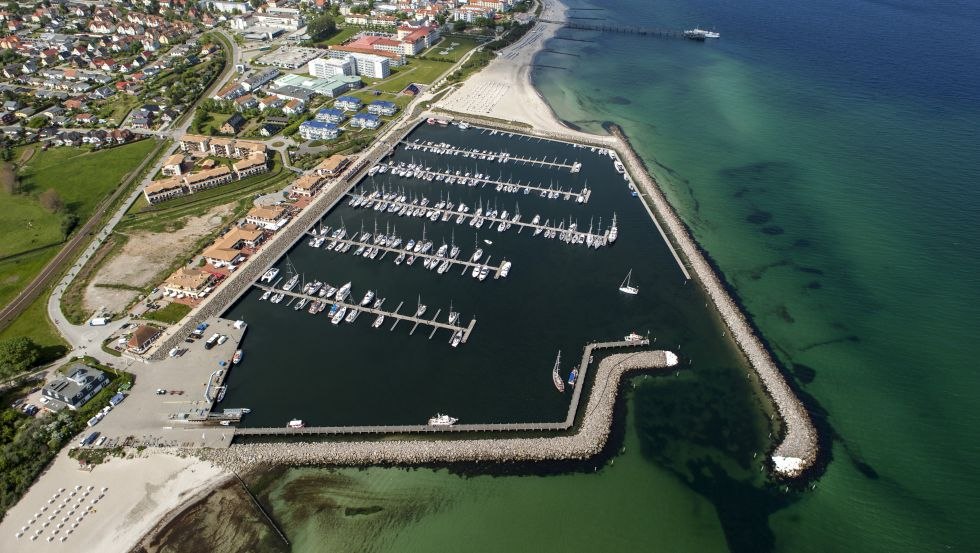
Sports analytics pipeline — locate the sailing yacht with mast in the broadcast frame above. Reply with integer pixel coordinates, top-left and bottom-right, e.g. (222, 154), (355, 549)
(552, 351), (565, 392)
(619, 269), (639, 295)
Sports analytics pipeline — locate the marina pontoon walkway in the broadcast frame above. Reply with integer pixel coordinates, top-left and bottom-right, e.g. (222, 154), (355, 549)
(308, 231), (510, 279)
(398, 140), (583, 173)
(346, 192), (615, 248)
(254, 284), (477, 345)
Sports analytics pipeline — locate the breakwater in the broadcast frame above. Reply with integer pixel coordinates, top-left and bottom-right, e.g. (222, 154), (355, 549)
(196, 349), (677, 470)
(427, 109), (817, 477)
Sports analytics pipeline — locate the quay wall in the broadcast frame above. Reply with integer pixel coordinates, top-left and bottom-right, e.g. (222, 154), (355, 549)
(196, 350), (678, 471)
(430, 110), (818, 477)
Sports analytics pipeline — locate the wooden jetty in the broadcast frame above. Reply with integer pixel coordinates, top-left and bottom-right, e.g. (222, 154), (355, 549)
(254, 284), (476, 345)
(397, 168), (592, 204)
(347, 192), (612, 247)
(399, 140), (583, 173)
(234, 338), (650, 436)
(310, 231), (508, 278)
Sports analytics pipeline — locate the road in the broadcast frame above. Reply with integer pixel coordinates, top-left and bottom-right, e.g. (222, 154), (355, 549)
(39, 29), (242, 364)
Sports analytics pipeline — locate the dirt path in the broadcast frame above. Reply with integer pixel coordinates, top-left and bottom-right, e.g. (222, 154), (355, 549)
(83, 204), (235, 314)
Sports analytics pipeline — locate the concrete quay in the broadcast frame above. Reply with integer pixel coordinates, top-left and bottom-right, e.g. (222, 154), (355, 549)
(198, 349), (678, 470)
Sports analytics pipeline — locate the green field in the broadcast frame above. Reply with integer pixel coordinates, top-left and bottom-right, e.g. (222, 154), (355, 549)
(421, 36), (483, 62)
(315, 26), (361, 47)
(0, 288), (68, 363)
(0, 140), (158, 309)
(143, 302), (191, 324)
(375, 59), (454, 93)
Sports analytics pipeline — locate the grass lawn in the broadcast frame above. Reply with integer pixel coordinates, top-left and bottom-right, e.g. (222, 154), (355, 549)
(421, 36), (483, 62)
(316, 26), (360, 46)
(1, 140), (158, 309)
(16, 140), (158, 225)
(96, 94), (139, 126)
(375, 59), (454, 93)
(0, 246), (59, 309)
(0, 289), (68, 364)
(143, 302), (191, 324)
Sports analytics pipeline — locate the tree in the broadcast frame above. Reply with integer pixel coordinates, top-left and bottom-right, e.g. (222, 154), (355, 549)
(38, 188), (63, 213)
(307, 14), (337, 40)
(452, 20), (468, 32)
(60, 213), (78, 238)
(0, 337), (41, 378)
(26, 116), (47, 129)
(473, 16), (493, 29)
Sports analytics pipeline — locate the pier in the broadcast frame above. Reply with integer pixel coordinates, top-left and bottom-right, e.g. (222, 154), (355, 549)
(234, 338), (654, 436)
(539, 19), (691, 39)
(309, 231), (509, 279)
(254, 284), (476, 345)
(399, 139), (583, 172)
(381, 167), (591, 204)
(346, 192), (614, 248)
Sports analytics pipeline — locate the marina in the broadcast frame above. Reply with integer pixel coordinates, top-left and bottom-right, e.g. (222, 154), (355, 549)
(306, 230), (512, 279)
(253, 283), (476, 345)
(373, 164), (592, 203)
(218, 121), (699, 430)
(344, 191), (616, 248)
(398, 138), (584, 173)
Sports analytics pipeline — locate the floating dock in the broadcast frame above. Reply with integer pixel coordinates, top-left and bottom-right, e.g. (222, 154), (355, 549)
(383, 167), (591, 204)
(347, 192), (615, 248)
(309, 231), (509, 279)
(399, 139), (583, 172)
(255, 284), (476, 345)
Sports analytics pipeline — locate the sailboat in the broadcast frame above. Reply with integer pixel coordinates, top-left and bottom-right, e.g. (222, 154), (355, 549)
(619, 269), (639, 295)
(552, 351), (565, 392)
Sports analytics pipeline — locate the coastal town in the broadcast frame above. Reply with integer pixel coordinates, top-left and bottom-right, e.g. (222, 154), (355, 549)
(0, 0), (818, 551)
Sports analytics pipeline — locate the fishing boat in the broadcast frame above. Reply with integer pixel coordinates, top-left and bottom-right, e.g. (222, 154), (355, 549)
(428, 413), (458, 426)
(625, 331), (644, 342)
(619, 269), (639, 295)
(232, 350), (243, 364)
(287, 419), (305, 428)
(552, 351), (565, 392)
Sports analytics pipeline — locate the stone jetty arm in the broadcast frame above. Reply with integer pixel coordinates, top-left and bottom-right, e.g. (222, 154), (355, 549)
(197, 350), (677, 471)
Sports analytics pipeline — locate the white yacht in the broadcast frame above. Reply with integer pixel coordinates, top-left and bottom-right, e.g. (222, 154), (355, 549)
(428, 413), (458, 426)
(619, 269), (639, 295)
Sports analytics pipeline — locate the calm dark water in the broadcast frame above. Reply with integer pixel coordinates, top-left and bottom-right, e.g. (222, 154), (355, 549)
(200, 0), (980, 551)
(224, 126), (759, 434)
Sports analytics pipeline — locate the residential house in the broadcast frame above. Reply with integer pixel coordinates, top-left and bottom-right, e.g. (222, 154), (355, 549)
(298, 120), (339, 140)
(127, 325), (161, 353)
(350, 112), (381, 129)
(41, 365), (109, 410)
(245, 205), (289, 231)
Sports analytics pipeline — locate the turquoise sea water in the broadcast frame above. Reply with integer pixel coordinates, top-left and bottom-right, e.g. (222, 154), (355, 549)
(227, 0), (980, 551)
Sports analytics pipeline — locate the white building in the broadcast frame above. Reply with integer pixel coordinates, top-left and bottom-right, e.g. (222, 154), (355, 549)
(254, 7), (304, 30)
(349, 52), (390, 79)
(209, 0), (253, 14)
(308, 56), (355, 78)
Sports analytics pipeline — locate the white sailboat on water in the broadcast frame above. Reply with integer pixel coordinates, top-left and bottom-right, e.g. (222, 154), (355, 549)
(619, 269), (639, 295)
(552, 351), (565, 392)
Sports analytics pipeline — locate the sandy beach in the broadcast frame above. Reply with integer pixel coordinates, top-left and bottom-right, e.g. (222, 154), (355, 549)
(437, 0), (608, 142)
(0, 450), (227, 553)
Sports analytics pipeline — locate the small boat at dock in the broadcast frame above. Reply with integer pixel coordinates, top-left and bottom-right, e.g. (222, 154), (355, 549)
(552, 351), (565, 392)
(287, 419), (305, 428)
(428, 413), (458, 426)
(232, 350), (243, 364)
